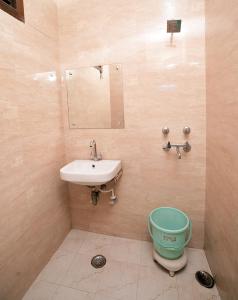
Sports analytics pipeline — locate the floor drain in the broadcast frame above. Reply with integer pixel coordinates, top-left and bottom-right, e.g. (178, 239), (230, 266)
(195, 271), (215, 288)
(91, 255), (106, 269)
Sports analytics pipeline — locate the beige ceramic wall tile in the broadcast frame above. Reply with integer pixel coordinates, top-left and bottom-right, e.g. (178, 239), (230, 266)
(205, 1), (238, 298)
(57, 0), (206, 248)
(24, 0), (58, 40)
(0, 1), (207, 298)
(0, 3), (70, 300)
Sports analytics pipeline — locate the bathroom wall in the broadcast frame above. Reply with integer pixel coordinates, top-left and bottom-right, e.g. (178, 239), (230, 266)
(0, 1), (70, 299)
(57, 0), (206, 248)
(205, 1), (238, 299)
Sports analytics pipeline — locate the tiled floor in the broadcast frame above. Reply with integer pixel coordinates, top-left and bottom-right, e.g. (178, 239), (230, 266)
(23, 230), (220, 300)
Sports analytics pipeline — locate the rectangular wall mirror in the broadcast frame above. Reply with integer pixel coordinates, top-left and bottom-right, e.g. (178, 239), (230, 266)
(65, 64), (124, 129)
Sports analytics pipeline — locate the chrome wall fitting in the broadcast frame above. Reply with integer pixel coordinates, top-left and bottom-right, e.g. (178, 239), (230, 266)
(163, 141), (191, 159)
(163, 141), (171, 151)
(162, 127), (170, 135)
(176, 146), (182, 159)
(183, 141), (191, 152)
(183, 126), (191, 135)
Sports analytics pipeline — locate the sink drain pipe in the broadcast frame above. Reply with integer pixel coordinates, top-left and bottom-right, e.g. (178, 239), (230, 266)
(90, 170), (123, 206)
(91, 186), (117, 205)
(98, 186), (117, 205)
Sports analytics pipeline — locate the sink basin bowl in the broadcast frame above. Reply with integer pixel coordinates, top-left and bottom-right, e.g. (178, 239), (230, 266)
(60, 160), (122, 186)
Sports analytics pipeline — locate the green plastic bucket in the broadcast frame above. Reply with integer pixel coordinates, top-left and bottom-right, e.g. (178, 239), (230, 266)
(148, 207), (192, 260)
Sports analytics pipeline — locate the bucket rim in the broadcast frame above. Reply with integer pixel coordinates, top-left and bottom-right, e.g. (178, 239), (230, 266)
(149, 207), (189, 234)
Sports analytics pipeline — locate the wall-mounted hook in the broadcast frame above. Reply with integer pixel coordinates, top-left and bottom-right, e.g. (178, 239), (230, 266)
(183, 126), (191, 135)
(162, 127), (170, 135)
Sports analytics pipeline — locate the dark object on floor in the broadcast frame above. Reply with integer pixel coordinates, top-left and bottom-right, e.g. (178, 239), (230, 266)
(195, 271), (215, 288)
(91, 255), (106, 269)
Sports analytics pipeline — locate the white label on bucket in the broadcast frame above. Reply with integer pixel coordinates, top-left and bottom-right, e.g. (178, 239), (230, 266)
(163, 235), (176, 242)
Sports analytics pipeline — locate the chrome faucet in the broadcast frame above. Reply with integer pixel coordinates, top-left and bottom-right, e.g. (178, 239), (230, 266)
(90, 140), (102, 161)
(176, 146), (182, 159)
(163, 141), (191, 159)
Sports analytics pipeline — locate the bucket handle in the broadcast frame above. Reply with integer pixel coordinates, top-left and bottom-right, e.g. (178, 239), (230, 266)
(147, 216), (153, 238)
(147, 217), (192, 251)
(183, 219), (192, 247)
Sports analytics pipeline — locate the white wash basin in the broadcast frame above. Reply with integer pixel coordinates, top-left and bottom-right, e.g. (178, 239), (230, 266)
(60, 160), (122, 186)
